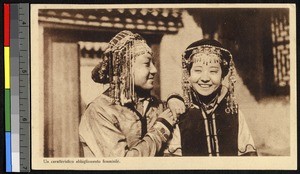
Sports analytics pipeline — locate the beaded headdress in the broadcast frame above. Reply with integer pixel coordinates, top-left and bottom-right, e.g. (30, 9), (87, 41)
(182, 39), (238, 114)
(91, 30), (152, 105)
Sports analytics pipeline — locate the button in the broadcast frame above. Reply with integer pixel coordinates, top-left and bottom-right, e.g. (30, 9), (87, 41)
(160, 127), (165, 134)
(163, 133), (169, 140)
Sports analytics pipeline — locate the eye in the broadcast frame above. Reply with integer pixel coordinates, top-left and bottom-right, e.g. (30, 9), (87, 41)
(210, 68), (219, 74)
(144, 62), (150, 67)
(194, 69), (202, 73)
(152, 60), (156, 65)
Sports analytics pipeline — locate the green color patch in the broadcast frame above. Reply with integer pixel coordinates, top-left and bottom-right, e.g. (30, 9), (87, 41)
(5, 89), (11, 131)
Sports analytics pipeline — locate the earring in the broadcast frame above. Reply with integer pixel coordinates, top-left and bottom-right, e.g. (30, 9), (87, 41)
(182, 54), (192, 107)
(225, 57), (238, 114)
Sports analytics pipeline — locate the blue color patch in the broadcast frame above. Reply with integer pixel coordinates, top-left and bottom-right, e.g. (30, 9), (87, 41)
(5, 132), (12, 172)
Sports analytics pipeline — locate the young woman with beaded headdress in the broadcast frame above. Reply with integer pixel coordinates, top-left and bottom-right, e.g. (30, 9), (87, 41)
(165, 39), (257, 156)
(79, 30), (178, 157)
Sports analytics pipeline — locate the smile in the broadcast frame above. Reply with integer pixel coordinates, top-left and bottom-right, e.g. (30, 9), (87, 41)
(199, 84), (212, 88)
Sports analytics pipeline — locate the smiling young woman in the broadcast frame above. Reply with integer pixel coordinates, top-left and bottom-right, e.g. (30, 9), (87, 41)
(79, 30), (178, 157)
(165, 39), (257, 156)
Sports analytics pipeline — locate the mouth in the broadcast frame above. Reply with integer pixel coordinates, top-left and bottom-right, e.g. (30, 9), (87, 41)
(198, 84), (212, 88)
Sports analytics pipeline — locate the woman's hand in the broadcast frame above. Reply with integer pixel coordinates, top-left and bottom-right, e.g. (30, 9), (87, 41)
(157, 109), (177, 126)
(167, 98), (186, 118)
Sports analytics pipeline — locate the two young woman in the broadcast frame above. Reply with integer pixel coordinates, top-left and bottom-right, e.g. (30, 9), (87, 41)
(79, 30), (257, 157)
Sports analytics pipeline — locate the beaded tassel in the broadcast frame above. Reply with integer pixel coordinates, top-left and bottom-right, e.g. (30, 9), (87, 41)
(120, 48), (126, 105)
(119, 41), (135, 105)
(131, 40), (136, 103)
(182, 53), (193, 107)
(96, 31), (151, 105)
(108, 46), (115, 104)
(115, 51), (121, 104)
(225, 57), (239, 114)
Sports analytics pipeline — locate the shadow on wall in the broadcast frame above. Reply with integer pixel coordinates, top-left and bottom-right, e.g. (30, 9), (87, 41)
(80, 60), (109, 114)
(235, 73), (290, 156)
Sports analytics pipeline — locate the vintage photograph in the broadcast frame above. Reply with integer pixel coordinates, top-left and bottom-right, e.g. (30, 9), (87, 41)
(31, 4), (296, 170)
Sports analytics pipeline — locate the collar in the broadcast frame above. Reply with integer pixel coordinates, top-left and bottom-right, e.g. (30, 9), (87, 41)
(191, 86), (228, 114)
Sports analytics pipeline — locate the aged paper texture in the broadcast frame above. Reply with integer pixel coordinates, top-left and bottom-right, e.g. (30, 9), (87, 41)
(31, 3), (297, 170)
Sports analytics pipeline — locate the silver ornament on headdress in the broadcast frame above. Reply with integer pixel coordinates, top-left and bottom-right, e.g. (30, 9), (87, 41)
(181, 44), (238, 114)
(225, 56), (239, 114)
(182, 52), (193, 108)
(95, 30), (152, 105)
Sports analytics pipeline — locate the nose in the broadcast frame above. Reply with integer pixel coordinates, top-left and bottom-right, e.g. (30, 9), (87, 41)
(150, 62), (157, 75)
(201, 79), (210, 83)
(200, 72), (210, 83)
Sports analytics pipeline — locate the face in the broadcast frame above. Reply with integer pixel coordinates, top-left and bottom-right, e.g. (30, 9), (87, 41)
(132, 43), (157, 91)
(189, 53), (222, 96)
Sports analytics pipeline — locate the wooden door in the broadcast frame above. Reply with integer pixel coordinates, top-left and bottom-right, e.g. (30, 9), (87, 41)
(44, 40), (80, 157)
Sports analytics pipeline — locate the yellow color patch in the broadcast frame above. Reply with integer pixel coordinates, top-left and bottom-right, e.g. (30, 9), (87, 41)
(4, 47), (10, 89)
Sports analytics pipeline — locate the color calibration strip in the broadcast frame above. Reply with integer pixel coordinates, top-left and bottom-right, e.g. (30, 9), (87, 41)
(4, 3), (12, 172)
(18, 3), (31, 172)
(11, 4), (20, 172)
(4, 3), (30, 172)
